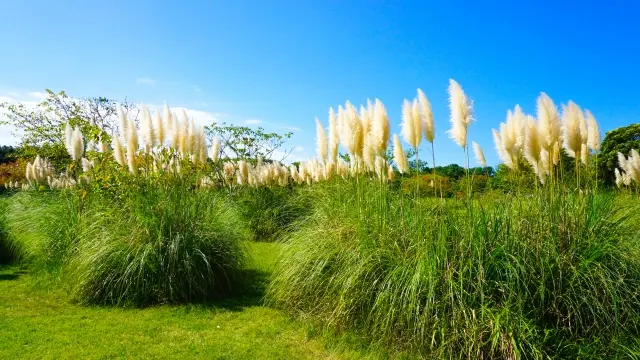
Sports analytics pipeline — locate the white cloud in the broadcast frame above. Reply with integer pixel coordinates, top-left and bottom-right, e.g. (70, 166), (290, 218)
(136, 77), (156, 85)
(281, 125), (302, 132)
(245, 119), (262, 125)
(0, 124), (19, 146)
(156, 106), (220, 128)
(293, 146), (304, 153)
(27, 92), (47, 100)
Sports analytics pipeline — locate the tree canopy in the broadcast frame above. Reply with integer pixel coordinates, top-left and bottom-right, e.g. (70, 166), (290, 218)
(0, 89), (137, 168)
(599, 123), (640, 183)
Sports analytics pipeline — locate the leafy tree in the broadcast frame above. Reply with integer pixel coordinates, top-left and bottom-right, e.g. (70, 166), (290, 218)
(599, 123), (640, 183)
(205, 122), (293, 163)
(0, 89), (137, 168)
(0, 146), (16, 165)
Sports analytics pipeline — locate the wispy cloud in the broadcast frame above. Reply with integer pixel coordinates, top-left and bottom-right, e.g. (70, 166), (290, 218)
(281, 125), (302, 132)
(27, 91), (47, 100)
(192, 85), (201, 93)
(245, 119), (262, 125)
(136, 77), (156, 85)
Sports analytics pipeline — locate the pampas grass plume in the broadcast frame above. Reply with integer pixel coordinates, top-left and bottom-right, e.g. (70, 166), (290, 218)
(401, 99), (421, 149)
(585, 110), (601, 152)
(393, 134), (409, 174)
(154, 111), (165, 146)
(472, 141), (486, 167)
(71, 127), (84, 161)
(328, 108), (339, 163)
(372, 99), (390, 154)
(417, 89), (435, 143)
(140, 105), (155, 149)
(315, 117), (328, 163)
(112, 136), (125, 166)
(536, 93), (560, 150)
(209, 138), (221, 163)
(561, 101), (582, 159)
(447, 79), (473, 148)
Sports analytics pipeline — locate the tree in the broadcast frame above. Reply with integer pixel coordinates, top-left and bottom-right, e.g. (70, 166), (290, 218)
(0, 89), (137, 168)
(599, 123), (640, 184)
(0, 146), (16, 165)
(204, 122), (293, 163)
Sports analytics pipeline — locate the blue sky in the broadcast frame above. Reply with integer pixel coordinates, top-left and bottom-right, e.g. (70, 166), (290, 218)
(1, 1), (639, 165)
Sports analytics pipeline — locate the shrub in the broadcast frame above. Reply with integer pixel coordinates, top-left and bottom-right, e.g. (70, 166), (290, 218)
(69, 184), (250, 306)
(268, 179), (640, 358)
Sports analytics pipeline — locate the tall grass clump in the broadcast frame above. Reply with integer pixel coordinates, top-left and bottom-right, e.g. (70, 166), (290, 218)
(268, 83), (640, 357)
(5, 190), (85, 273)
(268, 180), (640, 357)
(69, 181), (249, 306)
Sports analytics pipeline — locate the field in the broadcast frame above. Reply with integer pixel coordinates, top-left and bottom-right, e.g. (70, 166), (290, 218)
(0, 242), (366, 360)
(3, 83), (640, 359)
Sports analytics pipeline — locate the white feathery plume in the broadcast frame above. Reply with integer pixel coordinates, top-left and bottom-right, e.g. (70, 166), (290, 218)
(64, 123), (73, 153)
(163, 104), (172, 136)
(615, 168), (623, 188)
(71, 127), (84, 161)
(523, 116), (542, 172)
(118, 105), (128, 139)
(112, 136), (125, 166)
(171, 112), (180, 150)
(472, 141), (486, 167)
(492, 129), (515, 170)
(140, 105), (155, 150)
(581, 143), (589, 165)
(371, 99), (390, 154)
(328, 108), (339, 163)
(209, 138), (221, 163)
(585, 109), (600, 152)
(447, 79), (473, 148)
(536, 93), (561, 151)
(401, 99), (420, 149)
(561, 101), (583, 159)
(417, 89), (435, 143)
(393, 134), (409, 174)
(315, 117), (328, 163)
(81, 158), (92, 172)
(178, 111), (189, 155)
(154, 111), (165, 146)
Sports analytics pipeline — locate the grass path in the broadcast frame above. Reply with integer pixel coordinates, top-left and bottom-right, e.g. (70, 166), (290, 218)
(0, 243), (355, 360)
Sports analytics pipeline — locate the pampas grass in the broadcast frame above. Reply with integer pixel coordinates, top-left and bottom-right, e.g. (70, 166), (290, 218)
(69, 185), (249, 305)
(472, 141), (486, 167)
(393, 134), (409, 174)
(268, 179), (640, 358)
(315, 117), (328, 163)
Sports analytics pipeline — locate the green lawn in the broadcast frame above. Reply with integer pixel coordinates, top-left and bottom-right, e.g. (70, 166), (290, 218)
(0, 242), (363, 360)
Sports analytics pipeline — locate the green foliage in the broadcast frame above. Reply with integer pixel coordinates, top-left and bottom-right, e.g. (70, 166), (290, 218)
(0, 198), (11, 264)
(268, 179), (640, 358)
(232, 186), (312, 242)
(205, 122), (293, 163)
(6, 190), (85, 272)
(0, 146), (17, 164)
(0, 89), (137, 169)
(599, 123), (640, 183)
(69, 185), (250, 306)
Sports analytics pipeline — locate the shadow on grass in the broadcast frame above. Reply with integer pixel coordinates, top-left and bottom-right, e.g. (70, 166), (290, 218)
(195, 268), (271, 311)
(0, 273), (19, 281)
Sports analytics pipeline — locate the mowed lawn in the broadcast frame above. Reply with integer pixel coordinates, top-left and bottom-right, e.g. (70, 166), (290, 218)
(0, 243), (358, 360)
